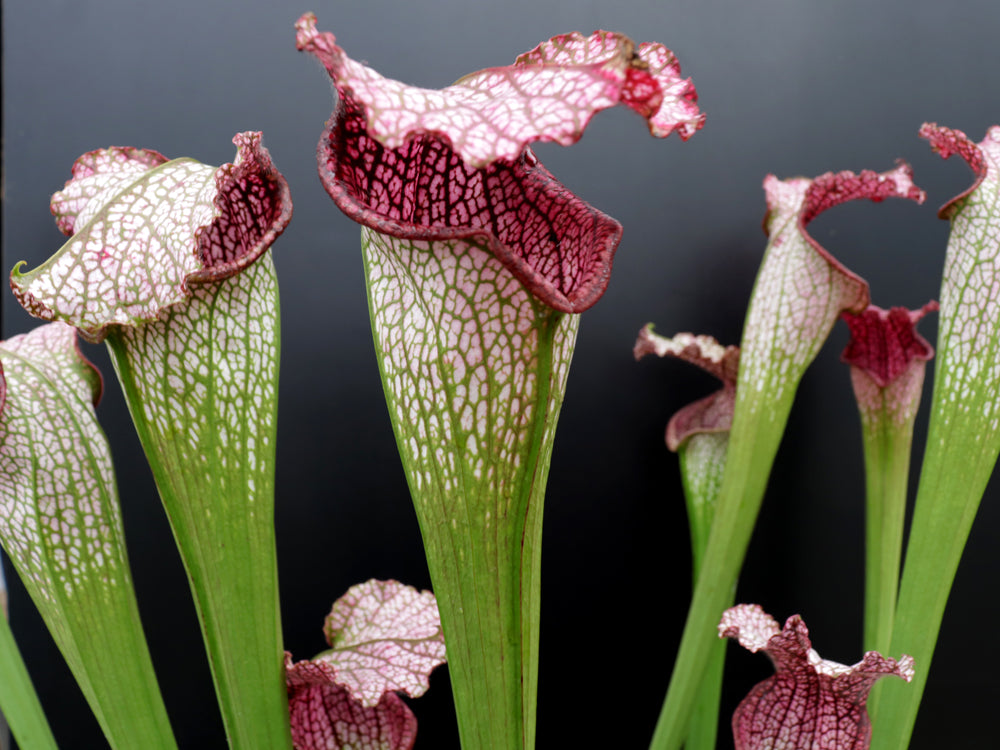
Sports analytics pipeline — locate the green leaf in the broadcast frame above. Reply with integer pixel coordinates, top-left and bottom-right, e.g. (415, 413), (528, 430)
(107, 252), (288, 750)
(635, 326), (737, 750)
(0, 323), (175, 749)
(649, 166), (925, 750)
(298, 19), (704, 747)
(839, 303), (936, 657)
(0, 557), (57, 750)
(364, 228), (578, 749)
(871, 124), (1000, 750)
(11, 132), (294, 750)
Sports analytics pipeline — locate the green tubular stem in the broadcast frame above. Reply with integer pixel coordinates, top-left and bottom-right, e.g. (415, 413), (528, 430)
(870, 163), (1000, 750)
(646, 166), (919, 750)
(518, 367), (559, 750)
(105, 290), (291, 750)
(677, 433), (729, 750)
(646, 172), (892, 748)
(649, 391), (790, 750)
(869, 407), (999, 750)
(679, 572), (729, 750)
(0, 608), (57, 750)
(363, 230), (579, 750)
(61, 577), (178, 748)
(0, 332), (176, 749)
(678, 434), (727, 582)
(390, 310), (566, 750)
(683, 638), (726, 750)
(514, 309), (567, 750)
(3, 551), (170, 749)
(859, 408), (913, 659)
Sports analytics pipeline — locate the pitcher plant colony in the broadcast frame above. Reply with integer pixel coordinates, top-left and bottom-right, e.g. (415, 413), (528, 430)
(1, 10), (998, 750)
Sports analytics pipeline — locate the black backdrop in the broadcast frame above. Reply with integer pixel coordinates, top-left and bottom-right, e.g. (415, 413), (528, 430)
(4, 1), (1000, 747)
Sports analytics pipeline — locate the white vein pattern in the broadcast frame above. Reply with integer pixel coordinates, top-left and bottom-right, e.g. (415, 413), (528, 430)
(316, 579), (445, 708)
(50, 146), (169, 236)
(933, 127), (1000, 435)
(0, 323), (178, 749)
(8, 131), (290, 748)
(739, 167), (921, 408)
(296, 16), (702, 170)
(681, 432), (729, 507)
(285, 656), (417, 750)
(363, 229), (578, 520)
(851, 363), (928, 428)
(15, 159), (215, 341)
(115, 252), (278, 514)
(865, 125), (1000, 750)
(362, 230), (576, 747)
(741, 181), (864, 405)
(0, 323), (124, 611)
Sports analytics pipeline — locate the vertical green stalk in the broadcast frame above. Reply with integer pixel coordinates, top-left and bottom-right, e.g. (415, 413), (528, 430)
(684, 644), (727, 750)
(518, 341), (567, 750)
(648, 166), (923, 750)
(106, 255), (290, 750)
(0, 323), (177, 749)
(860, 412), (912, 656)
(678, 433), (730, 750)
(299, 18), (705, 748)
(8, 133), (292, 749)
(0, 560), (56, 750)
(871, 414), (994, 749)
(633, 327), (740, 750)
(649, 389), (787, 750)
(364, 230), (578, 750)
(0, 614), (56, 750)
(870, 375), (997, 748)
(840, 303), (936, 661)
(859, 416), (911, 722)
(870, 125), (1000, 750)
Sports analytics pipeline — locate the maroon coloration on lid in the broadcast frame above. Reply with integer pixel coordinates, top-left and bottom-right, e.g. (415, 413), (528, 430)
(920, 122), (992, 219)
(192, 132), (293, 282)
(296, 14), (703, 313)
(318, 103), (622, 312)
(12, 133), (292, 343)
(767, 166), (926, 300)
(800, 167), (926, 225)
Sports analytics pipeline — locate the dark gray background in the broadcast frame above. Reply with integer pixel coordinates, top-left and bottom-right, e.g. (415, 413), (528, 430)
(4, 0), (1000, 747)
